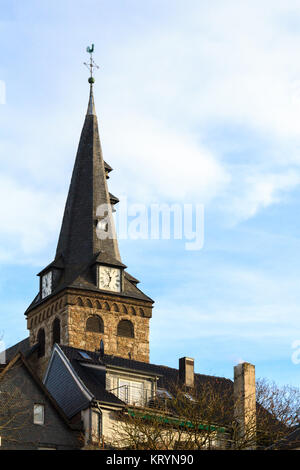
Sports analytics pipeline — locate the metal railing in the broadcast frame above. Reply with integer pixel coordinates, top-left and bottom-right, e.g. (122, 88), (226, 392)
(108, 384), (162, 408)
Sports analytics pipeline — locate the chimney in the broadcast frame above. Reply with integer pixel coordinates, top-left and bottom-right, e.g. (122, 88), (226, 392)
(234, 362), (256, 448)
(179, 357), (194, 388)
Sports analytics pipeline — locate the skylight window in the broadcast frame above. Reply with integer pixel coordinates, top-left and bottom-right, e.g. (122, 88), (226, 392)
(79, 351), (92, 360)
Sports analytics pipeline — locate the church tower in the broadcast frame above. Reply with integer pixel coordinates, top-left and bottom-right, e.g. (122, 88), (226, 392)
(25, 51), (153, 376)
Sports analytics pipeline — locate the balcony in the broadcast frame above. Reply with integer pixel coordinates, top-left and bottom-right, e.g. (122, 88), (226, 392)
(108, 382), (175, 409)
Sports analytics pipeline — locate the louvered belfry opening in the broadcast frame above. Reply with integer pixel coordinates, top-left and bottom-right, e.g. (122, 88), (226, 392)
(37, 328), (45, 358)
(117, 319), (134, 338)
(52, 317), (61, 346)
(86, 315), (104, 333)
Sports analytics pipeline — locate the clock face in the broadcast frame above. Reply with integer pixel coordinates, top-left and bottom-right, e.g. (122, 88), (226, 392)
(41, 271), (52, 299)
(99, 266), (121, 292)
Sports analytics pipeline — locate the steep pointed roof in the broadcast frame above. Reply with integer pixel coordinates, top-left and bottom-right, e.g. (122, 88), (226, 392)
(55, 84), (121, 277)
(25, 82), (153, 314)
(86, 83), (96, 116)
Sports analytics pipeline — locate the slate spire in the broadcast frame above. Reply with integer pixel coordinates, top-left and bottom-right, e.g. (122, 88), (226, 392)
(87, 83), (96, 116)
(25, 56), (154, 316)
(55, 81), (121, 279)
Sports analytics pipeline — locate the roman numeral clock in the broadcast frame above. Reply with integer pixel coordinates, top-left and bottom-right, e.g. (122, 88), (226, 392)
(41, 271), (52, 299)
(98, 266), (121, 293)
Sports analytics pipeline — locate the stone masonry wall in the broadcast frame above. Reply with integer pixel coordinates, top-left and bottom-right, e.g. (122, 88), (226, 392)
(68, 303), (150, 362)
(27, 291), (152, 378)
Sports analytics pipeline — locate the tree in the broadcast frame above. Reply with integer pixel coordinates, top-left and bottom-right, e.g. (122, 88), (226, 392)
(106, 378), (299, 450)
(108, 380), (232, 450)
(255, 379), (300, 449)
(0, 363), (32, 444)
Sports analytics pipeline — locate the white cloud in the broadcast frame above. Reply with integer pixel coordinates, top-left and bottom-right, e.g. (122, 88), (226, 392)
(103, 112), (230, 202)
(222, 169), (300, 222)
(152, 263), (300, 344)
(0, 175), (63, 262)
(2, 0), (300, 259)
(97, 1), (300, 141)
(96, 1), (300, 219)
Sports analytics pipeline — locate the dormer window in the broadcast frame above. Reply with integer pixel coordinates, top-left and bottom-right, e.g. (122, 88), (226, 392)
(118, 379), (145, 406)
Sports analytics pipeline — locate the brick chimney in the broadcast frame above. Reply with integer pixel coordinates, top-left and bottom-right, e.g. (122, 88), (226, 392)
(179, 357), (194, 388)
(234, 362), (256, 448)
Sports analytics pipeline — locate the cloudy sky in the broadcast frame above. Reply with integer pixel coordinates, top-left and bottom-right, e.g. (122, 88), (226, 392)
(1, 0), (300, 385)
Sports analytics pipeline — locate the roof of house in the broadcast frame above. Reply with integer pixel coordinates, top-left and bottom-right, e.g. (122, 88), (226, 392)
(4, 341), (234, 414)
(59, 344), (233, 406)
(269, 426), (300, 450)
(69, 359), (125, 406)
(2, 337), (31, 363)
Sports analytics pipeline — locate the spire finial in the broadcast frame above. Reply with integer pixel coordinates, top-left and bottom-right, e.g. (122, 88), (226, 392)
(84, 45), (99, 115)
(84, 44), (99, 84)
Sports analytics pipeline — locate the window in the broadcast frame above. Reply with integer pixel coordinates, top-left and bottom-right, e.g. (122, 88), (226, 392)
(117, 320), (134, 338)
(37, 328), (45, 358)
(33, 404), (45, 425)
(118, 379), (144, 406)
(79, 351), (92, 360)
(52, 317), (60, 346)
(86, 315), (104, 333)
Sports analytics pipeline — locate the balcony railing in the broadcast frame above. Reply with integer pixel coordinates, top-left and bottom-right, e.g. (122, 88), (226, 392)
(108, 384), (156, 407)
(108, 383), (175, 409)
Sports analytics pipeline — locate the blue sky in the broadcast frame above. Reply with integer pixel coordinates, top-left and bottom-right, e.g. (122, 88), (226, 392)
(1, 0), (300, 385)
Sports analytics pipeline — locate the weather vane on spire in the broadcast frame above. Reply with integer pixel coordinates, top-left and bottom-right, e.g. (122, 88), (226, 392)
(84, 44), (99, 84)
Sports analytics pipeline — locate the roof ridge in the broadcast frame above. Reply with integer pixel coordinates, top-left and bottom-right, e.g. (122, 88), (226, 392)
(61, 345), (231, 382)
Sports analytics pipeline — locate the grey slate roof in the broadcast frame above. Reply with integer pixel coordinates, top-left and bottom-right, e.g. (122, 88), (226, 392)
(60, 345), (233, 407)
(55, 87), (121, 273)
(70, 359), (124, 406)
(44, 344), (127, 414)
